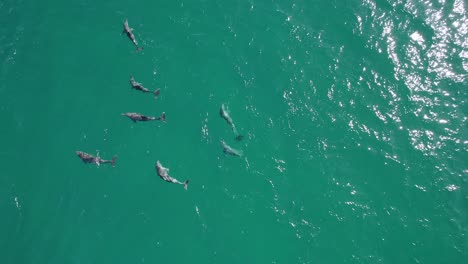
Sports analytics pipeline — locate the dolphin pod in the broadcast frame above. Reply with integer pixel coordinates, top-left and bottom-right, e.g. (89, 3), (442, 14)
(76, 19), (248, 192)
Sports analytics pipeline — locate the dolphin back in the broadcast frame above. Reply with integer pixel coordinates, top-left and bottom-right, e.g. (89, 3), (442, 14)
(221, 140), (243, 157)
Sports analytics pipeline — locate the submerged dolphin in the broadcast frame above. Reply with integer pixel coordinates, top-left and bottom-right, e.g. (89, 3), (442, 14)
(122, 112), (166, 122)
(220, 140), (243, 157)
(155, 160), (189, 189)
(130, 76), (160, 98)
(76, 151), (117, 166)
(123, 19), (143, 51)
(220, 104), (243, 141)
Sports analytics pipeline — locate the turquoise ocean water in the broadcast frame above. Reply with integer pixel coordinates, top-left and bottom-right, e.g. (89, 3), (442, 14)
(1, 0), (467, 263)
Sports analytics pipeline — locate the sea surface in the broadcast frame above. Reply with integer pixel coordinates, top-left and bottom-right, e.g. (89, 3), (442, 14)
(1, 0), (467, 263)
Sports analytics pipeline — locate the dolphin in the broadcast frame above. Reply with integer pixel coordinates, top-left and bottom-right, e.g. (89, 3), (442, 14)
(76, 151), (116, 166)
(130, 76), (160, 98)
(220, 140), (243, 157)
(220, 104), (243, 141)
(155, 160), (189, 189)
(122, 112), (166, 122)
(123, 19), (143, 51)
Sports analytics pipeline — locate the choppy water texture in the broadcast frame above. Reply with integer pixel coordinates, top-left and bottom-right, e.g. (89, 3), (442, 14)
(1, 0), (467, 263)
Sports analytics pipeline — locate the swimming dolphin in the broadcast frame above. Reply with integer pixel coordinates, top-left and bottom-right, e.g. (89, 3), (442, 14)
(130, 76), (160, 98)
(123, 19), (143, 51)
(155, 160), (189, 189)
(220, 104), (243, 140)
(220, 140), (243, 157)
(122, 112), (166, 122)
(76, 151), (117, 166)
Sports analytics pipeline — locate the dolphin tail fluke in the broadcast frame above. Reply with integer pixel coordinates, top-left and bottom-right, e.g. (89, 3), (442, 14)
(136, 46), (143, 52)
(160, 112), (166, 122)
(154, 88), (161, 99)
(111, 156), (117, 167)
(183, 180), (189, 190)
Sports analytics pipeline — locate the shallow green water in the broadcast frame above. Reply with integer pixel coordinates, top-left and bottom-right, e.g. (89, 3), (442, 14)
(1, 0), (467, 263)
